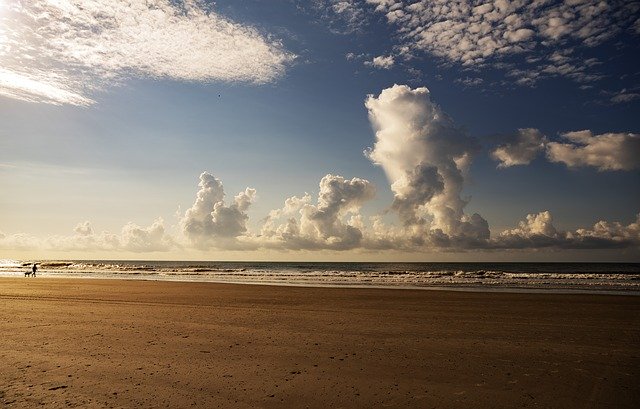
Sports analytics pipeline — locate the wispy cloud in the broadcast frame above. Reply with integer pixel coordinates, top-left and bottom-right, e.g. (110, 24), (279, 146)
(304, 0), (369, 34)
(608, 88), (640, 104)
(0, 0), (295, 106)
(455, 76), (484, 87)
(0, 68), (95, 106)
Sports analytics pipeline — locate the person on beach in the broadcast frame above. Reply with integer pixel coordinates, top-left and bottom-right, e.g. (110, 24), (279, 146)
(31, 263), (37, 277)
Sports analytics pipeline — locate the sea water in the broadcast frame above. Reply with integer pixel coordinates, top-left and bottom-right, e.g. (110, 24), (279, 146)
(1, 259), (639, 294)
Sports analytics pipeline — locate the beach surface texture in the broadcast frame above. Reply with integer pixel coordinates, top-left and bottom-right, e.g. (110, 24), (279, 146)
(1, 278), (639, 408)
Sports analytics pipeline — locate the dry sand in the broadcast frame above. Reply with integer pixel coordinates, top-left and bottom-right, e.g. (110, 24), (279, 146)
(1, 278), (639, 408)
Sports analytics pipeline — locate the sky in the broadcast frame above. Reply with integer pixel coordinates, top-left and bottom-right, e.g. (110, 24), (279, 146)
(0, 0), (639, 261)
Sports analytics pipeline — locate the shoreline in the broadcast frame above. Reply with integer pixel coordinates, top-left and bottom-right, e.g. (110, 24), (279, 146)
(3, 274), (640, 296)
(3, 260), (639, 296)
(2, 278), (639, 408)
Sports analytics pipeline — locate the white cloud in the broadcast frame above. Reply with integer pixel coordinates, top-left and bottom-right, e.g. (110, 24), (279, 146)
(74, 221), (94, 237)
(546, 131), (640, 171)
(120, 218), (175, 252)
(0, 232), (42, 251)
(455, 76), (484, 87)
(0, 0), (295, 105)
(496, 211), (561, 248)
(260, 174), (375, 250)
(568, 215), (640, 249)
(490, 129), (640, 171)
(360, 0), (638, 85)
(306, 0), (368, 34)
(494, 211), (640, 250)
(179, 172), (256, 248)
(503, 28), (535, 43)
(0, 68), (95, 106)
(366, 55), (395, 69)
(0, 219), (175, 252)
(491, 128), (547, 168)
(364, 84), (489, 244)
(609, 89), (640, 104)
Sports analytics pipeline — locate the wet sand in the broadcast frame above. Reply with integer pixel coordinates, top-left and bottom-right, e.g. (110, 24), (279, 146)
(1, 278), (639, 408)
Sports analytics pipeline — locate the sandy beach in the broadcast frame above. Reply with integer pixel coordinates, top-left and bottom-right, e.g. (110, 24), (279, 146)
(1, 278), (638, 408)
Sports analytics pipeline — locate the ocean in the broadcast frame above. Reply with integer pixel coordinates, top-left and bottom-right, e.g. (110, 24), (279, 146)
(1, 259), (639, 294)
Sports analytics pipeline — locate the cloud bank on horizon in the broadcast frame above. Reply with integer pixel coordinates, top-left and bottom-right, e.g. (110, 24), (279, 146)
(1, 84), (638, 254)
(0, 0), (295, 105)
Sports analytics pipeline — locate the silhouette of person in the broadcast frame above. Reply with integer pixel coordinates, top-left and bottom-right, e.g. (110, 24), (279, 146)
(32, 263), (37, 277)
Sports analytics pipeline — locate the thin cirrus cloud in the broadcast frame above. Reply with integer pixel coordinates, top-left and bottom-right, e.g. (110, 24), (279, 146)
(305, 0), (368, 34)
(491, 129), (640, 171)
(0, 0), (295, 106)
(0, 68), (95, 106)
(609, 89), (640, 104)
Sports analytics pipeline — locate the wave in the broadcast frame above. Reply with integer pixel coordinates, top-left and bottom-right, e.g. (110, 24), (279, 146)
(0, 259), (22, 268)
(1, 260), (638, 292)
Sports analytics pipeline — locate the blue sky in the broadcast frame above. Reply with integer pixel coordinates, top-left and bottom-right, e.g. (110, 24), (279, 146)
(0, 0), (639, 260)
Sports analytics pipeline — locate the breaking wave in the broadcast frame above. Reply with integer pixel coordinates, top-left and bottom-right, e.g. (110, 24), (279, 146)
(1, 260), (638, 293)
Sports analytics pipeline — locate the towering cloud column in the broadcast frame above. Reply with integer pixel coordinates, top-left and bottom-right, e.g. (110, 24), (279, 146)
(365, 84), (489, 245)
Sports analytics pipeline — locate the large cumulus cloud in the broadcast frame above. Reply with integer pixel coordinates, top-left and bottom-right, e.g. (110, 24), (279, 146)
(364, 84), (489, 244)
(179, 172), (256, 248)
(260, 174), (375, 250)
